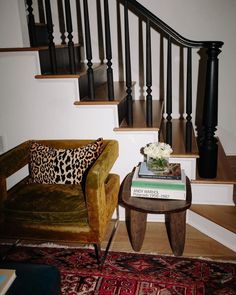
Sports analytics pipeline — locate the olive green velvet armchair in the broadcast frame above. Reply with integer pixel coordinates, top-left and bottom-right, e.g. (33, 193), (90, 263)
(0, 139), (120, 264)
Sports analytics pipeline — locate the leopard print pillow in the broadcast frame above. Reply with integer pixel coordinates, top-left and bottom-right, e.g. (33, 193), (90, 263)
(28, 138), (103, 184)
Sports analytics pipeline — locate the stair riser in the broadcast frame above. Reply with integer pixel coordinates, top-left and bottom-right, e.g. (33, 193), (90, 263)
(34, 24), (48, 46)
(39, 47), (81, 74)
(191, 183), (234, 205)
(188, 210), (236, 252)
(78, 64), (107, 100)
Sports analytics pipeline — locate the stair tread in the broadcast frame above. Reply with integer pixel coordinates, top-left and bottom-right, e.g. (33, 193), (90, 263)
(193, 140), (236, 184)
(0, 43), (81, 53)
(74, 81), (129, 105)
(160, 119), (199, 158)
(190, 204), (236, 234)
(114, 100), (163, 131)
(35, 63), (106, 79)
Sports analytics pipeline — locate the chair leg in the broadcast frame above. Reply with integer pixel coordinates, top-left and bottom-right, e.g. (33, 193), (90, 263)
(94, 243), (102, 266)
(94, 206), (119, 268)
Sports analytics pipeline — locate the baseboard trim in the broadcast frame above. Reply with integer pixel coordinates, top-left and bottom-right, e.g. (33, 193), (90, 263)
(188, 210), (236, 252)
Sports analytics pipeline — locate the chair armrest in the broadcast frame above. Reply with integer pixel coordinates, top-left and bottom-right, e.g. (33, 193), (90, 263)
(0, 141), (30, 178)
(85, 140), (119, 235)
(85, 140), (119, 190)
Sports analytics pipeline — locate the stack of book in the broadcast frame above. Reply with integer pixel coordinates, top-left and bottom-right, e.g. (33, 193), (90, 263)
(131, 162), (186, 200)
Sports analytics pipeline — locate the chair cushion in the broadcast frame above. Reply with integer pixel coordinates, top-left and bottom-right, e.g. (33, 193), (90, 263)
(28, 138), (103, 184)
(3, 183), (88, 224)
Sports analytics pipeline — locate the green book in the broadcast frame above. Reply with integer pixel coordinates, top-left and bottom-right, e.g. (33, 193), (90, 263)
(132, 166), (186, 191)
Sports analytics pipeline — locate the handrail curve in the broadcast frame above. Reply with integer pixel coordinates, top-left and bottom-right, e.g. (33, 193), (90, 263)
(126, 0), (224, 49)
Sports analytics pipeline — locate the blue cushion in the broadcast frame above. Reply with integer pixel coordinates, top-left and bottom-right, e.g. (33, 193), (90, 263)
(0, 263), (60, 295)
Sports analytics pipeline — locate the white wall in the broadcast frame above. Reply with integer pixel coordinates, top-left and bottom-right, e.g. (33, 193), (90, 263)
(0, 0), (29, 47)
(0, 0), (236, 154)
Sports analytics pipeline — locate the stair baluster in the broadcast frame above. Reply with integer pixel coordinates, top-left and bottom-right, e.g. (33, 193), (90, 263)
(198, 44), (222, 178)
(166, 36), (172, 145)
(38, 0), (46, 24)
(186, 47), (192, 152)
(76, 0), (84, 61)
(26, 0), (37, 47)
(65, 0), (76, 74)
(146, 19), (152, 127)
(45, 0), (57, 74)
(83, 0), (95, 99)
(97, 0), (105, 62)
(104, 0), (114, 100)
(57, 0), (66, 44)
(124, 0), (133, 126)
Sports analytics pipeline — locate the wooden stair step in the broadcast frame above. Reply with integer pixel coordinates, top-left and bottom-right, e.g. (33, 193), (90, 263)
(38, 44), (82, 75)
(37, 43), (81, 52)
(35, 63), (105, 79)
(0, 47), (41, 52)
(75, 81), (135, 125)
(160, 119), (199, 158)
(0, 44), (80, 53)
(74, 81), (128, 105)
(114, 100), (164, 131)
(190, 204), (236, 234)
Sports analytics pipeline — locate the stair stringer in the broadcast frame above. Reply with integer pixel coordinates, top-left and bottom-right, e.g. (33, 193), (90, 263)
(187, 210), (236, 252)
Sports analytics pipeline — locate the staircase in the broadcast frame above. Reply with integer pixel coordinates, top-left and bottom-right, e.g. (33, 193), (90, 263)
(0, 0), (235, 253)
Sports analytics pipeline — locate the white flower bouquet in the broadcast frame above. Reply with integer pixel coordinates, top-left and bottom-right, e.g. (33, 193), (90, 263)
(143, 142), (173, 171)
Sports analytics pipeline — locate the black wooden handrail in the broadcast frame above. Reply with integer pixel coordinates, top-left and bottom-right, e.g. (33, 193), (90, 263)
(126, 0), (223, 49)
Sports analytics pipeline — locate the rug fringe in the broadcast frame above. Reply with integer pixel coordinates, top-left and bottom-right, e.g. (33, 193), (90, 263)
(1, 241), (235, 264)
(0, 241), (94, 250)
(109, 249), (236, 264)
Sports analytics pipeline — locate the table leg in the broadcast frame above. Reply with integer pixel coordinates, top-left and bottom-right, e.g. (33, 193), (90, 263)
(125, 208), (147, 251)
(165, 210), (186, 256)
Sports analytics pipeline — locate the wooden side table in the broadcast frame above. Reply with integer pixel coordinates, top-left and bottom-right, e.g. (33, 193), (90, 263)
(119, 171), (192, 256)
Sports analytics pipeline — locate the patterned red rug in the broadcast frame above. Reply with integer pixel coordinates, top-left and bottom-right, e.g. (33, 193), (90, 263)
(1, 245), (236, 294)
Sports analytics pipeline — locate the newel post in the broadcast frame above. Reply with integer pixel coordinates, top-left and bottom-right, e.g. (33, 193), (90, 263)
(198, 43), (223, 178)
